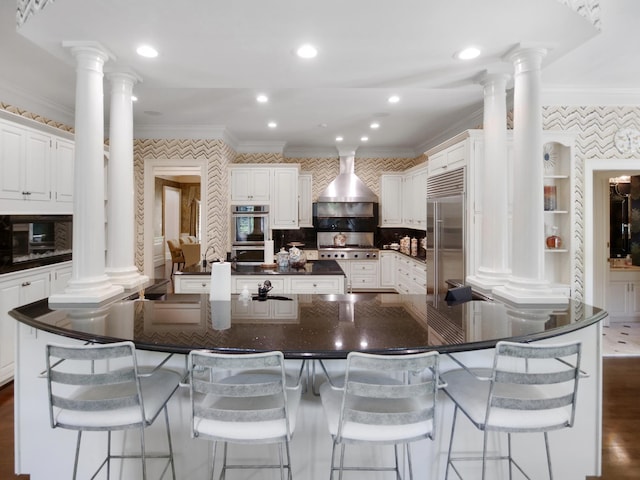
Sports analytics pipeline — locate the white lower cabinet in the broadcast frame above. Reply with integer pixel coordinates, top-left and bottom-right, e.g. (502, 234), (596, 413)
(606, 269), (640, 322)
(0, 266), (55, 385)
(349, 261), (379, 291)
(395, 254), (427, 294)
(379, 251), (396, 289)
(51, 263), (72, 294)
(174, 273), (345, 294)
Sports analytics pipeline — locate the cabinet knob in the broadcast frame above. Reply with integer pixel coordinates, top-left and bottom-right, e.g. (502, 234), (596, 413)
(21, 281), (31, 287)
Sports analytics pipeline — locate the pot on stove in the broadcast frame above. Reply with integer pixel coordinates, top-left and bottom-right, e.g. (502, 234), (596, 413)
(333, 232), (347, 247)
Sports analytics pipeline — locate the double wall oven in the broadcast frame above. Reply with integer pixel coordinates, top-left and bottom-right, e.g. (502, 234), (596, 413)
(231, 205), (269, 265)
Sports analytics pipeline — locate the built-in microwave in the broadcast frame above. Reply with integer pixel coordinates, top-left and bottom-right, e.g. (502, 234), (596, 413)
(231, 205), (269, 245)
(0, 215), (73, 274)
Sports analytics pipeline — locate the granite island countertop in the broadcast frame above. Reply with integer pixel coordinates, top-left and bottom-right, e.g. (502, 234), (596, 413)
(10, 292), (605, 359)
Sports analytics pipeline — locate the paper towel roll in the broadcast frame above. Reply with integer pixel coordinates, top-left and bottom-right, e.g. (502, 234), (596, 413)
(210, 261), (231, 300)
(264, 240), (274, 264)
(210, 301), (231, 330)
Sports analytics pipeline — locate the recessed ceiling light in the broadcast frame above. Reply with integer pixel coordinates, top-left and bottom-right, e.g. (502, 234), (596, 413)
(256, 94), (268, 103)
(388, 95), (400, 104)
(267, 121), (277, 128)
(360, 136), (369, 142)
(131, 95), (138, 102)
(335, 136), (344, 142)
(136, 45), (158, 58)
(296, 43), (318, 59)
(370, 122), (380, 129)
(455, 46), (481, 60)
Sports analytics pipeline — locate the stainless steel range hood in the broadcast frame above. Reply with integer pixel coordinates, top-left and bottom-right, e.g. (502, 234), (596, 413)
(317, 149), (378, 203)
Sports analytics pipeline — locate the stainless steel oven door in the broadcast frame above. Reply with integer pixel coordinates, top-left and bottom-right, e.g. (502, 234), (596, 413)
(231, 207), (269, 245)
(231, 246), (265, 265)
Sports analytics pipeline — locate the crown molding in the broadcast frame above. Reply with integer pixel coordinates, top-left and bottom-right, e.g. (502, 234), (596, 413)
(0, 81), (75, 128)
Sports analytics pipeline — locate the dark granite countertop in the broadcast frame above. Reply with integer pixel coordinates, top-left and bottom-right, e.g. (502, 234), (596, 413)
(177, 259), (346, 276)
(10, 291), (605, 359)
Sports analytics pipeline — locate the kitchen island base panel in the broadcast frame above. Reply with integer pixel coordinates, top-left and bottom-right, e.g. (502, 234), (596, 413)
(15, 323), (601, 479)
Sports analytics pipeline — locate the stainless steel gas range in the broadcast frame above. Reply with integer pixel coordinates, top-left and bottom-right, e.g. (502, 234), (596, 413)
(316, 232), (379, 260)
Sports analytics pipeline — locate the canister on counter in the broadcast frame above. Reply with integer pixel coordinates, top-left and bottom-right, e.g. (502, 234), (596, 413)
(400, 236), (411, 255)
(411, 237), (418, 256)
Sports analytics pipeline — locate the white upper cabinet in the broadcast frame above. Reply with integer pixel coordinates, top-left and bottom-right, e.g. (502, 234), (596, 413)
(380, 173), (403, 227)
(53, 137), (74, 204)
(230, 167), (271, 203)
(229, 164), (300, 230)
(380, 164), (427, 230)
(271, 167), (299, 229)
(0, 120), (24, 200)
(298, 172), (313, 228)
(0, 119), (50, 202)
(0, 116), (74, 213)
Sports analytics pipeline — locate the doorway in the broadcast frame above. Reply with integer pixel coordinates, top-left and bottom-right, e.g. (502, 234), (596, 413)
(585, 159), (640, 312)
(143, 159), (207, 278)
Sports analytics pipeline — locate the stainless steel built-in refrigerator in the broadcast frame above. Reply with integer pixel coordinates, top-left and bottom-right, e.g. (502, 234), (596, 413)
(426, 168), (465, 297)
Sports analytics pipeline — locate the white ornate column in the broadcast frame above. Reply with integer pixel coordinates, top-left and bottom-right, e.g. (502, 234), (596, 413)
(105, 72), (148, 288)
(49, 42), (124, 306)
(493, 46), (567, 305)
(467, 72), (512, 293)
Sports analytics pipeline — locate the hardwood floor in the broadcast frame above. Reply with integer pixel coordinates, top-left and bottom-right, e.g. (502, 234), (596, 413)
(1, 350), (638, 479)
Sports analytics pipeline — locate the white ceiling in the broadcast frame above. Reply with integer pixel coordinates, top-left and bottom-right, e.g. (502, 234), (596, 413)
(1, 0), (639, 157)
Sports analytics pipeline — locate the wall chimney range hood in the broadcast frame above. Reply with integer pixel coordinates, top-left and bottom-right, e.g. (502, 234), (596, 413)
(317, 149), (378, 203)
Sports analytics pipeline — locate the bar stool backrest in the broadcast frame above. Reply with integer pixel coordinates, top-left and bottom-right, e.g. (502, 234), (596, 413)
(188, 350), (291, 442)
(46, 341), (145, 430)
(486, 341), (582, 432)
(338, 351), (440, 443)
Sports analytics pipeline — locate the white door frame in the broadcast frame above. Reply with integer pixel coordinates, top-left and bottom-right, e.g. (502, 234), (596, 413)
(143, 158), (207, 278)
(584, 158), (640, 309)
(163, 185), (182, 260)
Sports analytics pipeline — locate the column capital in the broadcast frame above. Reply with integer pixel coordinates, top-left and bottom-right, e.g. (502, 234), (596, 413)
(503, 44), (549, 74)
(62, 41), (115, 64)
(107, 70), (143, 86)
(475, 70), (512, 90)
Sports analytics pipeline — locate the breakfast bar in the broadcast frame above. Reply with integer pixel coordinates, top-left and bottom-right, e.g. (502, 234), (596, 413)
(10, 290), (605, 479)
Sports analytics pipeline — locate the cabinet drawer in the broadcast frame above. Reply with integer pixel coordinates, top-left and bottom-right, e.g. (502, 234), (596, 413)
(289, 277), (344, 294)
(350, 261), (378, 275)
(175, 277), (211, 294)
(351, 275), (378, 290)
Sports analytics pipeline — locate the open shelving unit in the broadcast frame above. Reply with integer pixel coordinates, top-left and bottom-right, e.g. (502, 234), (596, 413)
(542, 135), (574, 294)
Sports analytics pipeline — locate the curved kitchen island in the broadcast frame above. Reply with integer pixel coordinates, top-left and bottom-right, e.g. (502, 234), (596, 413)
(10, 291), (605, 479)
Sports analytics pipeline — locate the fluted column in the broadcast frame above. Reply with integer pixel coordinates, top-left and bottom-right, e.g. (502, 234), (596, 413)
(466, 72), (511, 293)
(105, 72), (148, 288)
(493, 46), (567, 305)
(50, 42), (124, 306)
